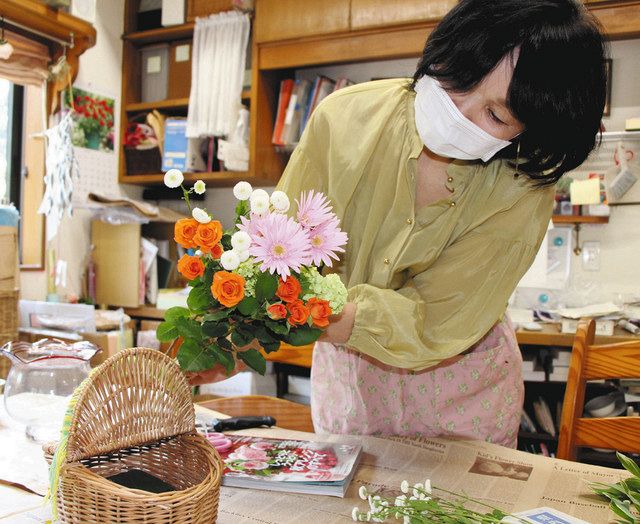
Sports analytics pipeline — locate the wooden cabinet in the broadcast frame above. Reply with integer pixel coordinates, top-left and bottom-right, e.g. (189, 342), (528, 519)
(254, 0), (350, 43)
(350, 0), (457, 30)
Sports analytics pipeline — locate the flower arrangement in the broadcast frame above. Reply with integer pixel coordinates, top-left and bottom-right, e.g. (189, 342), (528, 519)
(156, 169), (348, 375)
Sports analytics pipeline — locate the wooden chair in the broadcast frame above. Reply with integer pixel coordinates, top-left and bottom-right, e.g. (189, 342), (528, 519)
(557, 319), (640, 461)
(197, 394), (314, 433)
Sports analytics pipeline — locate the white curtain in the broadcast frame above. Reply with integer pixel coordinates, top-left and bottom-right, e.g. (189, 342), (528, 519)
(186, 11), (250, 138)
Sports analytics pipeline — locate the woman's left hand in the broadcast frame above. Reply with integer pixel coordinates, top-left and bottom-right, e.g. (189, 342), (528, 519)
(319, 302), (357, 345)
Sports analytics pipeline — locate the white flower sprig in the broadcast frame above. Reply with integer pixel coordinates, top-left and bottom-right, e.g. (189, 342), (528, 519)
(352, 480), (522, 523)
(163, 169), (207, 213)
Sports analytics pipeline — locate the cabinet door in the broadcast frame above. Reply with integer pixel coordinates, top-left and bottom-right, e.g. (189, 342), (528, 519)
(255, 0), (350, 43)
(351, 0), (457, 30)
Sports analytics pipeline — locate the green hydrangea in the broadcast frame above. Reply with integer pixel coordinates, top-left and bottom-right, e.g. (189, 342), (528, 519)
(300, 267), (347, 314)
(235, 259), (260, 297)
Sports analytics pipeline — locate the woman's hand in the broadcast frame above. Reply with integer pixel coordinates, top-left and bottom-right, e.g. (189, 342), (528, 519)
(319, 302), (356, 345)
(185, 359), (247, 386)
(184, 339), (260, 386)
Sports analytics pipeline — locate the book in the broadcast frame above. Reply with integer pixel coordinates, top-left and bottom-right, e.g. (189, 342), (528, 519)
(533, 397), (556, 437)
(281, 79), (311, 145)
(272, 79), (295, 146)
(215, 435), (362, 497)
(332, 77), (355, 92)
(300, 75), (336, 132)
(503, 507), (590, 524)
(520, 409), (538, 433)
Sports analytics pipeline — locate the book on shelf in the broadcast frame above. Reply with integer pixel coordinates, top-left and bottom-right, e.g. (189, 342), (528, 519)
(533, 397), (556, 437)
(301, 75), (336, 133)
(333, 77), (355, 92)
(214, 434), (362, 497)
(281, 79), (312, 146)
(520, 409), (538, 433)
(272, 79), (295, 146)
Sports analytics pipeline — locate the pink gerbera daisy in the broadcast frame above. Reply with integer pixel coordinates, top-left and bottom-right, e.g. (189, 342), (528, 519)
(249, 213), (311, 280)
(307, 216), (348, 267)
(296, 190), (335, 230)
(237, 212), (270, 238)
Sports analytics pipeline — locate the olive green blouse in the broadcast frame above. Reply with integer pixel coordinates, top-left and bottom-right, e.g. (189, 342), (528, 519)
(276, 78), (554, 370)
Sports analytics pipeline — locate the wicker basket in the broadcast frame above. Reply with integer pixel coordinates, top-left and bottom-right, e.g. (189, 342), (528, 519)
(0, 288), (19, 379)
(46, 347), (222, 523)
(124, 146), (162, 175)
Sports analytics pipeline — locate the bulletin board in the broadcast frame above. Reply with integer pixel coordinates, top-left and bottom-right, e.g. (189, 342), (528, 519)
(568, 131), (640, 205)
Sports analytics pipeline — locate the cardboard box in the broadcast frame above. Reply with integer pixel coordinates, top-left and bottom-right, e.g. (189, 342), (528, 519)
(0, 226), (19, 291)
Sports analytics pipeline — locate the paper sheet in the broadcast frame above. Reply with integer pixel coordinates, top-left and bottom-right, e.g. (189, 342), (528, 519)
(570, 178), (601, 205)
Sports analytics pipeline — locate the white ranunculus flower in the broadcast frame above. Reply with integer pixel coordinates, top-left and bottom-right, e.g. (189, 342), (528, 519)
(220, 250), (241, 271)
(250, 188), (269, 202)
(270, 190), (290, 213)
(163, 169), (184, 188)
(192, 207), (211, 224)
(193, 180), (206, 195)
(250, 194), (270, 216)
(233, 181), (253, 200)
(237, 250), (250, 262)
(231, 231), (251, 251)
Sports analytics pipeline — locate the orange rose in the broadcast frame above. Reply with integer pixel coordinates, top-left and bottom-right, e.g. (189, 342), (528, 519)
(177, 254), (205, 281)
(211, 243), (223, 259)
(267, 303), (287, 320)
(287, 299), (310, 326)
(276, 276), (301, 303)
(211, 271), (245, 308)
(307, 298), (332, 328)
(194, 221), (223, 254)
(174, 218), (199, 249)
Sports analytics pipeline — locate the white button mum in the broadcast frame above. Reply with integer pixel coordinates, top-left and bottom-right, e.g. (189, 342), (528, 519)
(193, 180), (206, 195)
(270, 190), (290, 213)
(231, 231), (251, 251)
(220, 250), (241, 271)
(250, 194), (270, 215)
(164, 169), (184, 188)
(250, 188), (269, 202)
(192, 207), (211, 224)
(237, 250), (250, 262)
(233, 181), (253, 200)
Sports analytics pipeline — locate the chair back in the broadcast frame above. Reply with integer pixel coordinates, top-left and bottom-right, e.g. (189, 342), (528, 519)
(557, 319), (640, 461)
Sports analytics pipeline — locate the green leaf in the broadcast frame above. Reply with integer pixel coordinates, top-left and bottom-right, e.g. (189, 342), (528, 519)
(254, 324), (277, 344)
(214, 345), (236, 374)
(231, 329), (254, 348)
(617, 453), (640, 479)
(177, 339), (216, 372)
(259, 340), (281, 353)
(217, 336), (233, 351)
(238, 348), (266, 375)
(610, 499), (636, 523)
(173, 316), (203, 342)
(255, 272), (278, 303)
(237, 296), (260, 316)
(203, 309), (230, 322)
(156, 321), (179, 342)
(265, 319), (289, 335)
(284, 325), (322, 346)
(202, 321), (229, 338)
(165, 307), (190, 323)
(203, 264), (215, 288)
(188, 285), (214, 311)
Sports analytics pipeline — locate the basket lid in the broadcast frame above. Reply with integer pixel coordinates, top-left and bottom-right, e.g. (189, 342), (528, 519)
(64, 347), (195, 462)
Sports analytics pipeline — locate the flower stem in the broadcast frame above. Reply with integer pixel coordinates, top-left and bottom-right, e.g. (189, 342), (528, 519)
(182, 185), (192, 212)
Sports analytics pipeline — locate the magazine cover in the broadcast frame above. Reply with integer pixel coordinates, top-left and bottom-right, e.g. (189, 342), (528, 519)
(217, 435), (362, 496)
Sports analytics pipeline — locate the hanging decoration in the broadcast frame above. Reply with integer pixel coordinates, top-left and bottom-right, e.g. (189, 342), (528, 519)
(0, 17), (15, 60)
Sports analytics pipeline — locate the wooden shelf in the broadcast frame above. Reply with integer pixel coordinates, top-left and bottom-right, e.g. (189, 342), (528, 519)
(123, 23), (195, 45)
(126, 98), (190, 113)
(121, 170), (253, 186)
(551, 215), (609, 225)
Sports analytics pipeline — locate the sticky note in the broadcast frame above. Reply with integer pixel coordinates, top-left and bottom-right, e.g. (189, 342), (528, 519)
(175, 44), (190, 63)
(570, 178), (600, 205)
(146, 56), (161, 74)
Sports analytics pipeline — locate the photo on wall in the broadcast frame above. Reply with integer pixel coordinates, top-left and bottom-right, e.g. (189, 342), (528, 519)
(64, 86), (115, 152)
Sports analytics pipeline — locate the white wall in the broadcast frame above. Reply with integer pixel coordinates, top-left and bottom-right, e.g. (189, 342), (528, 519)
(20, 0), (137, 301)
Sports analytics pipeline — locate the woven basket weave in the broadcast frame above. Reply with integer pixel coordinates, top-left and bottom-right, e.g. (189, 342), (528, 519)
(48, 347), (222, 523)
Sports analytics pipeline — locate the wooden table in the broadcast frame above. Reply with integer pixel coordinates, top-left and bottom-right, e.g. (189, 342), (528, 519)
(198, 395), (314, 433)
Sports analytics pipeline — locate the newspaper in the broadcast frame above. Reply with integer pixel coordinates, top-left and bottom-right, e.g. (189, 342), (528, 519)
(214, 429), (627, 523)
(1, 405), (629, 523)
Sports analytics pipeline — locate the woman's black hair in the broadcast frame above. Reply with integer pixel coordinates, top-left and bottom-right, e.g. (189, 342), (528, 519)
(411, 0), (608, 185)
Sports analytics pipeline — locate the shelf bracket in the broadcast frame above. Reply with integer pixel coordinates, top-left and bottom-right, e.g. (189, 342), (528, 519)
(573, 223), (582, 256)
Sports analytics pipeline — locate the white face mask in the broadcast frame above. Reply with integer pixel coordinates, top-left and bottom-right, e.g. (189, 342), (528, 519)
(414, 75), (513, 162)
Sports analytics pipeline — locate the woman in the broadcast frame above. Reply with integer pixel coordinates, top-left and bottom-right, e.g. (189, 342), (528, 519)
(274, 0), (607, 447)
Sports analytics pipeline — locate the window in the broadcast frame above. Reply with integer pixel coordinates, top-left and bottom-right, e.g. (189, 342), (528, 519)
(0, 78), (24, 208)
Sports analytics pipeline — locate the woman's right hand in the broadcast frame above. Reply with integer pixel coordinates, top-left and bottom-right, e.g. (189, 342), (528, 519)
(185, 359), (247, 386)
